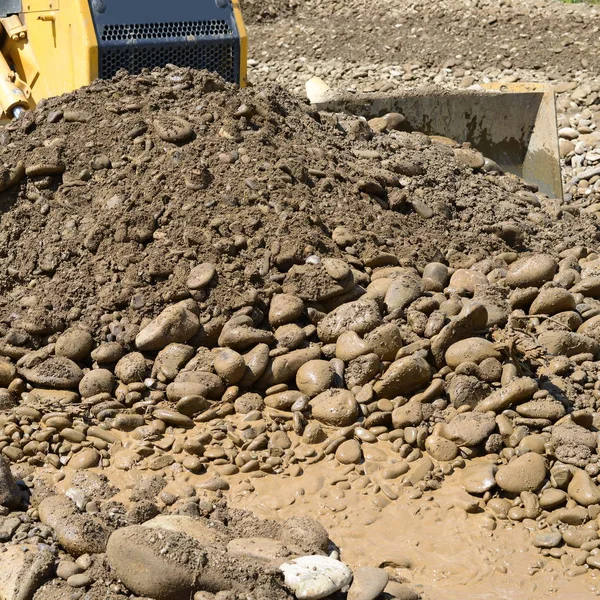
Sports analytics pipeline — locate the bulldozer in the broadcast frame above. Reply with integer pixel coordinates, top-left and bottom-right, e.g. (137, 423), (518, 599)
(0, 0), (562, 198)
(0, 0), (247, 119)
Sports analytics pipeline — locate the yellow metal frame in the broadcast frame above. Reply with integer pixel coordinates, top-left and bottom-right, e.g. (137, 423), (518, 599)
(1, 0), (97, 113)
(232, 0), (247, 87)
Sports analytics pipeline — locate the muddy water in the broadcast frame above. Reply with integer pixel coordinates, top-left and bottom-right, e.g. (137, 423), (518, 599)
(225, 459), (600, 599)
(51, 431), (600, 600)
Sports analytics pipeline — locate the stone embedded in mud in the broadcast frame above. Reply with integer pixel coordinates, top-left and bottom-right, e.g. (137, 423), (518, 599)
(442, 412), (496, 447)
(0, 544), (54, 600)
(0, 456), (21, 508)
(280, 555), (353, 600)
(461, 462), (498, 494)
(310, 389), (358, 427)
(136, 303), (200, 351)
(373, 355), (432, 398)
(536, 331), (599, 357)
(55, 327), (94, 362)
(186, 263), (216, 290)
(567, 469), (600, 507)
(107, 525), (206, 600)
(347, 567), (389, 600)
(505, 254), (558, 288)
(495, 453), (547, 494)
(296, 360), (334, 397)
(38, 495), (111, 556)
(317, 298), (382, 344)
(445, 337), (500, 368)
(474, 377), (538, 413)
(19, 356), (83, 389)
(529, 288), (576, 315)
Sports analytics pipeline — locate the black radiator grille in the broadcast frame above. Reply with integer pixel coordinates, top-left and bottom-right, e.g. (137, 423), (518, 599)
(99, 41), (236, 82)
(101, 20), (232, 41)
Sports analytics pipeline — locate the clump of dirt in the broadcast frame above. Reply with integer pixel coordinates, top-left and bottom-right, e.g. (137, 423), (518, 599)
(241, 0), (299, 24)
(0, 67), (595, 345)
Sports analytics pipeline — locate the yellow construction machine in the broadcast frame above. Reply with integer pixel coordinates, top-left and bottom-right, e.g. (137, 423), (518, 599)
(0, 0), (247, 119)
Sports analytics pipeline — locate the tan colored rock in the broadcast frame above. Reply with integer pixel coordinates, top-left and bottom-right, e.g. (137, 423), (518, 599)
(506, 254), (558, 288)
(336, 331), (372, 361)
(567, 469), (600, 507)
(425, 435), (458, 461)
(445, 337), (500, 368)
(495, 453), (547, 493)
(373, 355), (432, 398)
(529, 288), (576, 315)
(474, 377), (538, 413)
(296, 360), (334, 397)
(136, 303), (200, 351)
(310, 389), (358, 426)
(269, 294), (305, 327)
(448, 269), (488, 295)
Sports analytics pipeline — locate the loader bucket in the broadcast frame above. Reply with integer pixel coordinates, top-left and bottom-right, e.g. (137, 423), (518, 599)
(306, 80), (563, 199)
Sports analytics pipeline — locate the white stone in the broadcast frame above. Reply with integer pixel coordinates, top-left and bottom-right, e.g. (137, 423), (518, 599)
(280, 555), (353, 600)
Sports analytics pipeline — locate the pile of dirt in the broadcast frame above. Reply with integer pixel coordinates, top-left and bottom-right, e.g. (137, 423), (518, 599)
(0, 66), (596, 345)
(2, 68), (600, 600)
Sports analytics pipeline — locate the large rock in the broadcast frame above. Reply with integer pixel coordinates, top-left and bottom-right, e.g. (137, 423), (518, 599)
(280, 555), (353, 600)
(441, 412), (496, 447)
(38, 495), (111, 556)
(445, 337), (500, 368)
(0, 456), (21, 509)
(537, 331), (598, 357)
(310, 389), (358, 426)
(383, 270), (422, 312)
(0, 544), (54, 600)
(107, 525), (206, 600)
(19, 356), (83, 389)
(505, 254), (558, 288)
(495, 453), (547, 494)
(373, 355), (431, 398)
(317, 299), (382, 344)
(347, 567), (389, 600)
(136, 303), (200, 351)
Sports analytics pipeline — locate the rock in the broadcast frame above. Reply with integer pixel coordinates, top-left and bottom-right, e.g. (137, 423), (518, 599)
(530, 288), (576, 315)
(384, 270), (422, 312)
(453, 148), (485, 169)
(0, 456), (21, 508)
(373, 355), (432, 397)
(391, 399), (423, 429)
(20, 356), (83, 389)
(153, 344), (195, 380)
(0, 358), (17, 387)
(335, 439), (362, 464)
(495, 453), (547, 494)
(106, 525), (205, 600)
(347, 567), (389, 600)
(533, 531), (562, 549)
(442, 412), (496, 447)
(55, 328), (94, 362)
(68, 448), (100, 469)
(537, 331), (598, 357)
(280, 555), (353, 600)
(0, 544), (54, 600)
(38, 495), (111, 556)
(336, 331), (372, 361)
(280, 516), (330, 554)
(474, 377), (538, 413)
(515, 398), (566, 421)
(227, 537), (292, 562)
(317, 298), (382, 343)
(258, 346), (322, 387)
(115, 352), (147, 385)
(310, 389), (358, 426)
(345, 354), (380, 388)
(462, 462), (498, 494)
(264, 390), (306, 410)
(431, 303), (488, 367)
(296, 360), (334, 397)
(136, 303), (200, 351)
(424, 435), (458, 461)
(364, 324), (403, 361)
(153, 115), (194, 143)
(269, 294), (305, 327)
(567, 469), (600, 507)
(78, 369), (114, 398)
(448, 269), (488, 294)
(153, 408), (195, 428)
(241, 343), (270, 386)
(218, 317), (275, 350)
(213, 348), (246, 384)
(186, 263), (216, 290)
(447, 375), (492, 408)
(422, 262), (449, 292)
(445, 337), (500, 368)
(506, 254), (558, 288)
(539, 489), (568, 510)
(90, 342), (125, 364)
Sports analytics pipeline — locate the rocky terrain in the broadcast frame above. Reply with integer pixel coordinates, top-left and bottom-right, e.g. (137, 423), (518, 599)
(0, 1), (599, 599)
